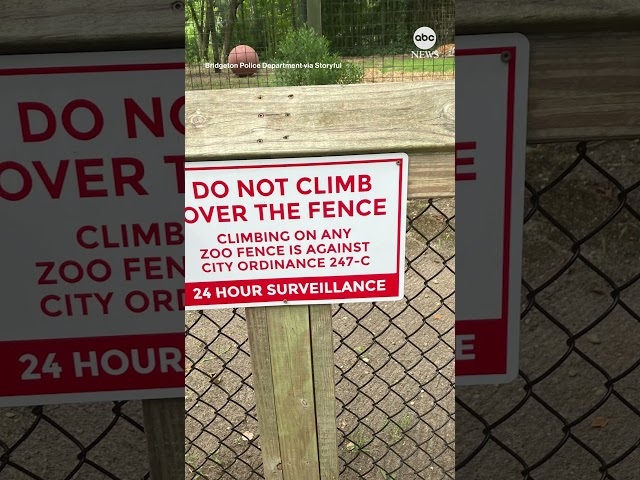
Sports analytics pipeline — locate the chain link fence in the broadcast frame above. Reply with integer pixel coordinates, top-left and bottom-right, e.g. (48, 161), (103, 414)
(186, 0), (454, 90)
(185, 198), (455, 479)
(457, 139), (640, 479)
(0, 401), (150, 479)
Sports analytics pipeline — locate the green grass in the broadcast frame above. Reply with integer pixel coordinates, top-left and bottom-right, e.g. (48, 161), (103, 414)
(349, 55), (455, 73)
(383, 411), (415, 441)
(381, 57), (455, 74)
(346, 428), (372, 455)
(378, 468), (399, 480)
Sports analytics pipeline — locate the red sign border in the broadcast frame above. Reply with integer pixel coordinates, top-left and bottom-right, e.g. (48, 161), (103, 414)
(456, 46), (517, 377)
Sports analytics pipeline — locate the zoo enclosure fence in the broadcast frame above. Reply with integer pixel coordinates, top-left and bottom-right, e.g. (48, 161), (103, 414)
(186, 0), (455, 90)
(185, 197), (456, 479)
(456, 139), (640, 479)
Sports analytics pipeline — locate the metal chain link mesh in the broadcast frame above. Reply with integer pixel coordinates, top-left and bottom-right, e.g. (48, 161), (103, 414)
(185, 198), (456, 479)
(5, 141), (637, 479)
(186, 0), (454, 90)
(0, 401), (150, 479)
(457, 140), (640, 479)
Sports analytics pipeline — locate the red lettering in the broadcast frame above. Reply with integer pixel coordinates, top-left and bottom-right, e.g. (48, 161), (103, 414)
(112, 157), (148, 196)
(0, 161), (32, 200)
(33, 160), (69, 199)
(76, 159), (108, 197)
(18, 102), (56, 142)
(124, 97), (164, 138)
(61, 99), (104, 140)
(170, 96), (185, 135)
(36, 262), (56, 285)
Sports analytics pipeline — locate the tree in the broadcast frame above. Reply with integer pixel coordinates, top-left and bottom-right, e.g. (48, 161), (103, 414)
(222, 0), (245, 62)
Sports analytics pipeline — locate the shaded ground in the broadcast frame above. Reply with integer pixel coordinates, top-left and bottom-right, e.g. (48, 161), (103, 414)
(185, 199), (456, 479)
(456, 140), (640, 480)
(0, 402), (149, 479)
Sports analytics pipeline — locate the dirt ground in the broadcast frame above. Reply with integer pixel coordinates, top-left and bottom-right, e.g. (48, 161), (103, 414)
(456, 140), (640, 480)
(0, 401), (149, 479)
(185, 199), (456, 479)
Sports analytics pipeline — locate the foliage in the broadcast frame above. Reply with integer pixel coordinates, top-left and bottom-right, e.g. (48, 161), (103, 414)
(185, 0), (455, 65)
(273, 27), (363, 86)
(186, 23), (201, 63)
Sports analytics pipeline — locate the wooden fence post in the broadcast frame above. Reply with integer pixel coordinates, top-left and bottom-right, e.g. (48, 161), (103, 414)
(143, 398), (185, 479)
(247, 305), (338, 480)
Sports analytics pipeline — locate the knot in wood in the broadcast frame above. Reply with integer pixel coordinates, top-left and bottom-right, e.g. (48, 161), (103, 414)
(189, 113), (206, 127)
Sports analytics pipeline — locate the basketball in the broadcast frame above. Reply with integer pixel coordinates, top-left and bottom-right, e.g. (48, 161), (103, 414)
(228, 45), (259, 77)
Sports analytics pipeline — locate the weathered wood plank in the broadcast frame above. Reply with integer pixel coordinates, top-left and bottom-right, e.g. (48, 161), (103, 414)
(407, 152), (453, 198)
(0, 0), (184, 54)
(526, 32), (640, 143)
(142, 398), (184, 480)
(246, 308), (285, 480)
(186, 81), (455, 159)
(309, 305), (338, 480)
(456, 0), (640, 34)
(186, 81), (455, 198)
(266, 306), (320, 480)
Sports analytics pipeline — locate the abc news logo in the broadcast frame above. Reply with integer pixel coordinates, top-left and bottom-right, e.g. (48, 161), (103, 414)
(412, 27), (438, 58)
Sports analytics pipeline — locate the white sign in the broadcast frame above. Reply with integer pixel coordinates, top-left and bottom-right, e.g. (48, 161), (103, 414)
(455, 34), (530, 385)
(0, 50), (185, 406)
(185, 153), (409, 309)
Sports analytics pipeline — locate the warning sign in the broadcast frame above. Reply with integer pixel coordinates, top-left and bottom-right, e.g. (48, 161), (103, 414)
(185, 153), (409, 309)
(0, 50), (185, 406)
(455, 34), (530, 385)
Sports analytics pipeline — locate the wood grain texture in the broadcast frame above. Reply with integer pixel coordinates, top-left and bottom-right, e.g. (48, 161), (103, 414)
(0, 0), (184, 54)
(456, 0), (640, 34)
(266, 306), (320, 480)
(526, 32), (640, 143)
(186, 81), (454, 198)
(246, 308), (285, 480)
(407, 152), (453, 198)
(142, 398), (184, 480)
(309, 305), (339, 480)
(186, 81), (455, 159)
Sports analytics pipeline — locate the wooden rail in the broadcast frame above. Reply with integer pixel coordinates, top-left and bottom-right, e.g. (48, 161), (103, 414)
(456, 0), (640, 35)
(0, 0), (184, 54)
(186, 81), (455, 197)
(458, 2), (640, 143)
